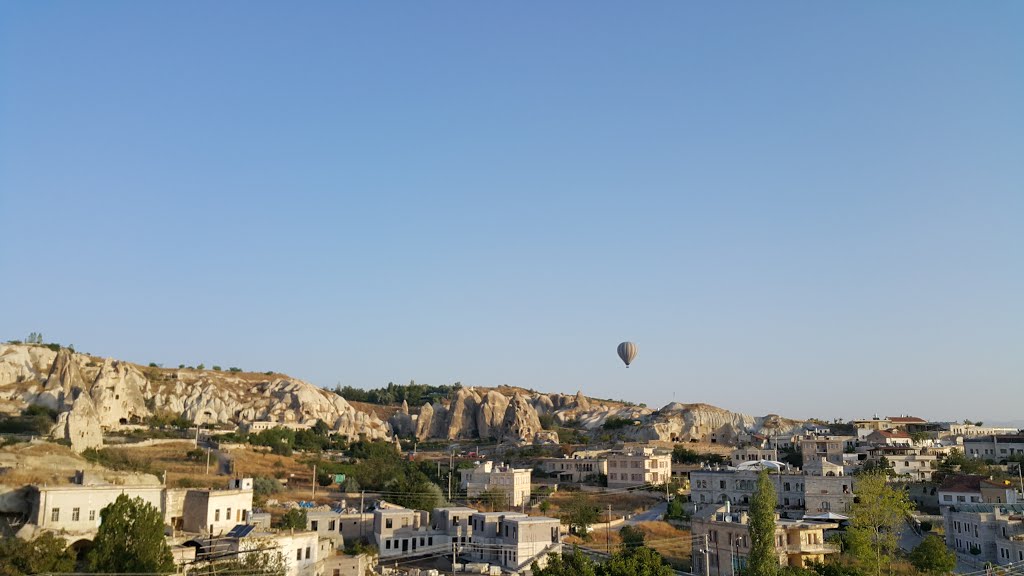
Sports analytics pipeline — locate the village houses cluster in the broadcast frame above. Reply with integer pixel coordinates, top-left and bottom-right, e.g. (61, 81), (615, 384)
(7, 416), (1023, 576)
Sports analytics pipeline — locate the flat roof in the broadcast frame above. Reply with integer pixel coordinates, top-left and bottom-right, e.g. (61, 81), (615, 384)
(504, 516), (559, 524)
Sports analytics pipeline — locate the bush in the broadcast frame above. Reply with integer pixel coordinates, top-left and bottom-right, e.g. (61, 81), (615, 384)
(279, 508), (307, 530)
(919, 521), (933, 532)
(82, 448), (154, 475)
(212, 366), (222, 371)
(228, 367), (242, 373)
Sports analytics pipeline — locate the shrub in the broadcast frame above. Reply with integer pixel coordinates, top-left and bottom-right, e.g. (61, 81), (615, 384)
(228, 367), (242, 373)
(212, 366), (222, 371)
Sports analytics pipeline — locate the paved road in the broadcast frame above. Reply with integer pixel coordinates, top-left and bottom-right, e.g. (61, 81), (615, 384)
(627, 502), (668, 525)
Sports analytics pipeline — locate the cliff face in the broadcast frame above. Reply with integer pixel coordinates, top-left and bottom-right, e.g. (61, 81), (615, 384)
(0, 344), (391, 452)
(1, 344), (807, 451)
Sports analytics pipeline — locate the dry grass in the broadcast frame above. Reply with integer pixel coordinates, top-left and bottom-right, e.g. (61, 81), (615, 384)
(567, 521), (693, 570)
(545, 489), (661, 517)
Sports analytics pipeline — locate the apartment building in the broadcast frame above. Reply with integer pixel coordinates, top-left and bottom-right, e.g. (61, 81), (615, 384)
(466, 512), (561, 571)
(690, 465), (857, 515)
(23, 483), (164, 539)
(606, 447), (671, 488)
(211, 526), (319, 576)
(539, 456), (607, 483)
(943, 504), (1024, 568)
(731, 447), (779, 467)
(374, 506), (474, 560)
(181, 485), (254, 535)
(691, 504), (839, 576)
(963, 435), (1024, 462)
(460, 462), (532, 507)
(938, 475), (1019, 513)
(799, 436), (856, 466)
(864, 430), (913, 447)
(864, 446), (937, 482)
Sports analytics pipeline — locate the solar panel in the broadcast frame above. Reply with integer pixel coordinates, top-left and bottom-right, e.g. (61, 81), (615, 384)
(227, 524), (255, 538)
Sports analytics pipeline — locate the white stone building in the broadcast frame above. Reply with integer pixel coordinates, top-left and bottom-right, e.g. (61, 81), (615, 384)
(460, 462), (532, 507)
(606, 447), (671, 488)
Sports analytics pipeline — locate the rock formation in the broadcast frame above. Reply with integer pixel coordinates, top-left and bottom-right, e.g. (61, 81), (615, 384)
(0, 344), (392, 451)
(0, 344), (808, 450)
(499, 393), (544, 444)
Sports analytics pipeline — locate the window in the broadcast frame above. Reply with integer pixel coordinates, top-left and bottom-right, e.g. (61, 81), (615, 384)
(51, 508), (59, 522)
(386, 518), (393, 528)
(72, 508), (80, 521)
(297, 549), (302, 561)
(386, 540), (391, 550)
(227, 507), (232, 519)
(89, 510), (96, 521)
(944, 495), (952, 502)
(305, 547), (311, 559)
(329, 520), (336, 531)
(215, 509), (220, 521)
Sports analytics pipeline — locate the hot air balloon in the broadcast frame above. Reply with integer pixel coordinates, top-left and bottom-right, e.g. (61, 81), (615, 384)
(617, 341), (637, 367)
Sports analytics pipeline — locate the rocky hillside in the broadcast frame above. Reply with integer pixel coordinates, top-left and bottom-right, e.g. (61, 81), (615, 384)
(388, 387), (805, 446)
(0, 344), (390, 452)
(0, 344), (807, 453)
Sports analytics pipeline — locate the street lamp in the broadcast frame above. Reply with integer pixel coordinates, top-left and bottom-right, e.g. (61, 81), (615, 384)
(732, 536), (744, 576)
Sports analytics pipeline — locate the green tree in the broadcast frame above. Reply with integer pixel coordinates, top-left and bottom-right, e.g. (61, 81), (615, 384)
(672, 445), (727, 466)
(561, 493), (600, 538)
(280, 508), (308, 530)
(603, 545), (673, 576)
(0, 532), (75, 576)
(846, 473), (914, 576)
(88, 494), (175, 573)
(908, 535), (956, 575)
(532, 547), (598, 576)
(666, 498), (687, 520)
(619, 525), (646, 550)
(859, 457), (896, 477)
(748, 468), (779, 576)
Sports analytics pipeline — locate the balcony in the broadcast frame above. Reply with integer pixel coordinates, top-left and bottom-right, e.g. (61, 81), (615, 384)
(785, 542), (840, 554)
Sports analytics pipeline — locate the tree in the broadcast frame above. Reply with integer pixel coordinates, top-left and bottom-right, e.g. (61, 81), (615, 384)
(0, 532), (75, 576)
(88, 494), (175, 573)
(280, 508), (308, 530)
(748, 468), (779, 576)
(603, 545), (673, 576)
(673, 445), (727, 466)
(561, 493), (600, 538)
(909, 535), (956, 575)
(532, 547), (598, 576)
(846, 473), (914, 576)
(859, 457), (896, 477)
(666, 498), (687, 520)
(619, 525), (646, 550)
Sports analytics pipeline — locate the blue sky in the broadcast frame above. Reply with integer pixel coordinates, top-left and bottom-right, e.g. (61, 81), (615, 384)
(1, 2), (1021, 423)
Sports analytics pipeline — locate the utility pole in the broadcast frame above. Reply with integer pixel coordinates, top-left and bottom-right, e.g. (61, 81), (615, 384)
(452, 541), (458, 576)
(448, 450), (455, 502)
(205, 446), (211, 475)
(704, 534), (710, 576)
(312, 464), (317, 500)
(606, 505), (612, 554)
(359, 491), (365, 539)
